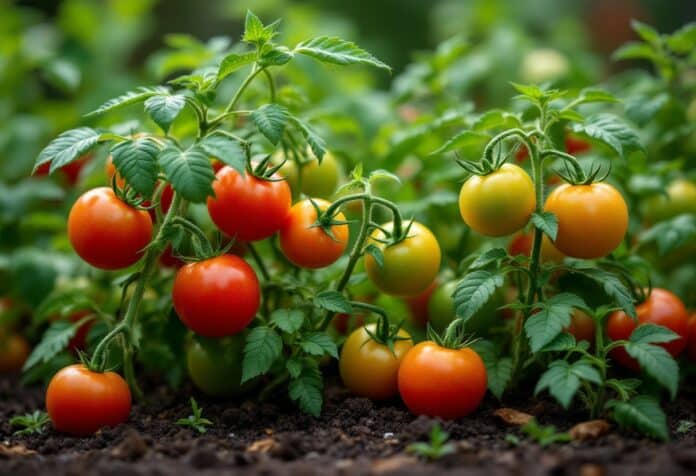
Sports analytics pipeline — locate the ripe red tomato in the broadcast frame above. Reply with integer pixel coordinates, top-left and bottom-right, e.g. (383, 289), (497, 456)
(544, 183), (628, 259)
(0, 332), (30, 374)
(339, 324), (413, 399)
(207, 166), (291, 242)
(398, 341), (487, 419)
(607, 289), (690, 370)
(173, 255), (260, 337)
(105, 155), (126, 188)
(404, 280), (438, 327)
(565, 310), (595, 343)
(458, 164), (536, 237)
(565, 135), (591, 155)
(279, 198), (349, 268)
(68, 187), (153, 270)
(46, 364), (131, 436)
(687, 314), (696, 362)
(36, 154), (91, 185)
(364, 221), (441, 297)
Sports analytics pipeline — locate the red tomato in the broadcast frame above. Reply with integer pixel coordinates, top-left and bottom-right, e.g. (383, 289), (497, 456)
(565, 135), (591, 155)
(68, 187), (153, 270)
(687, 314), (696, 362)
(35, 155), (91, 185)
(159, 245), (184, 269)
(404, 280), (438, 327)
(173, 255), (260, 337)
(46, 364), (131, 436)
(607, 289), (690, 370)
(279, 198), (349, 268)
(398, 341), (487, 419)
(207, 166), (291, 242)
(105, 155), (126, 188)
(565, 310), (595, 343)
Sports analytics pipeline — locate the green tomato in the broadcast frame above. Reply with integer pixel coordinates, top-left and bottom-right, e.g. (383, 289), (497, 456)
(427, 281), (502, 335)
(186, 333), (248, 398)
(280, 152), (342, 199)
(641, 179), (696, 224)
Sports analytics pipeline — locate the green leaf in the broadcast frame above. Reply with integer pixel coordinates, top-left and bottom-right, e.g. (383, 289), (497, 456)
(294, 36), (391, 71)
(538, 332), (576, 352)
(565, 262), (636, 319)
(158, 145), (215, 203)
(199, 134), (246, 174)
(10, 411), (50, 436)
(571, 114), (643, 159)
(666, 22), (696, 54)
(35, 127), (101, 174)
(42, 59), (81, 94)
(531, 211), (558, 241)
(85, 86), (169, 116)
(612, 42), (657, 62)
(606, 378), (642, 402)
(525, 293), (585, 352)
(453, 270), (505, 323)
(368, 169), (401, 185)
(469, 248), (507, 270)
(640, 214), (696, 256)
(624, 328), (679, 398)
(611, 395), (668, 441)
(110, 138), (160, 196)
(535, 359), (601, 409)
(259, 45), (294, 67)
(431, 130), (488, 155)
(270, 309), (304, 334)
(629, 324), (680, 345)
(364, 244), (384, 268)
(289, 365), (323, 416)
(314, 291), (352, 314)
(289, 115), (327, 161)
(625, 92), (670, 126)
(300, 332), (338, 358)
(144, 94), (187, 133)
(243, 10), (276, 45)
(241, 326), (283, 383)
(472, 109), (522, 132)
(286, 357), (303, 378)
(510, 82), (545, 99)
(575, 87), (619, 105)
(217, 52), (257, 82)
(631, 20), (661, 46)
(252, 103), (289, 145)
(23, 321), (77, 371)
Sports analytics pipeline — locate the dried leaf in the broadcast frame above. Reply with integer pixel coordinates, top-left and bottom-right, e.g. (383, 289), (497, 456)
(493, 408), (534, 426)
(371, 455), (418, 474)
(246, 437), (279, 453)
(0, 444), (37, 457)
(569, 420), (611, 441)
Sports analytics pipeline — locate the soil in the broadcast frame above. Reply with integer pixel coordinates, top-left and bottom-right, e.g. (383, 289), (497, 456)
(1, 375), (696, 476)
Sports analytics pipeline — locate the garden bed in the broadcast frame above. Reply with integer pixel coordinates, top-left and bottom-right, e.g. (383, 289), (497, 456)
(2, 376), (696, 476)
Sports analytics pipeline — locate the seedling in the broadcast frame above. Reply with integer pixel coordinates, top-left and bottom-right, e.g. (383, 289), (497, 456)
(10, 410), (51, 436)
(406, 423), (456, 460)
(176, 398), (213, 434)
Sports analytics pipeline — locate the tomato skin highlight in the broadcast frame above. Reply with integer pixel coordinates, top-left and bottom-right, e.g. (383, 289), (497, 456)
(207, 166), (291, 242)
(173, 255), (260, 337)
(364, 221), (441, 297)
(0, 333), (30, 373)
(279, 198), (349, 268)
(458, 164), (536, 237)
(544, 183), (628, 259)
(187, 334), (248, 397)
(398, 342), (487, 419)
(339, 324), (413, 400)
(46, 364), (131, 436)
(607, 289), (689, 370)
(68, 187), (153, 270)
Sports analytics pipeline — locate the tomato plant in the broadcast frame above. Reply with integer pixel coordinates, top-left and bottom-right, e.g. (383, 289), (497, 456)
(280, 151), (342, 199)
(186, 334), (248, 397)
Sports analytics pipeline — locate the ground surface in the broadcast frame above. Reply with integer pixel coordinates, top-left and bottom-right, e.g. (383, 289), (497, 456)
(1, 375), (696, 476)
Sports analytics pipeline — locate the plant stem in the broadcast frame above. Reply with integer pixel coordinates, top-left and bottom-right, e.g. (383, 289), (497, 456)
(248, 242), (270, 281)
(208, 65), (264, 128)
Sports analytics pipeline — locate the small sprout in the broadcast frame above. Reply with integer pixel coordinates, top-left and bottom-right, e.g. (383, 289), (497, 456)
(176, 398), (213, 434)
(10, 410), (51, 436)
(505, 433), (520, 446)
(521, 418), (572, 447)
(406, 423), (456, 460)
(676, 420), (695, 434)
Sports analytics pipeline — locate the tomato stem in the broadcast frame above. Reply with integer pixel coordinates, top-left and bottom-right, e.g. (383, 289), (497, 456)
(247, 242), (270, 281)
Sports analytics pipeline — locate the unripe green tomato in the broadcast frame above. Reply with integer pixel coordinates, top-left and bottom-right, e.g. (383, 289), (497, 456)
(186, 333), (249, 398)
(520, 48), (569, 84)
(280, 152), (342, 199)
(641, 179), (696, 224)
(427, 281), (502, 335)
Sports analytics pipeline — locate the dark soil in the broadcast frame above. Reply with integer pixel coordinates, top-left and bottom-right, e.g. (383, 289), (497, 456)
(1, 376), (696, 476)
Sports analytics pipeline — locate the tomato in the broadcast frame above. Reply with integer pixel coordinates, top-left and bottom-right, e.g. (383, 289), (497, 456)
(187, 334), (249, 397)
(339, 324), (413, 399)
(641, 179), (696, 224)
(364, 221), (441, 296)
(564, 135), (591, 155)
(279, 198), (349, 268)
(280, 152), (342, 199)
(68, 187), (153, 270)
(607, 289), (689, 370)
(404, 280), (438, 327)
(398, 341), (487, 418)
(520, 48), (569, 84)
(331, 313), (365, 336)
(207, 166), (291, 242)
(173, 255), (260, 337)
(458, 164), (536, 237)
(105, 155), (126, 188)
(687, 314), (696, 362)
(211, 159), (225, 173)
(427, 282), (503, 335)
(36, 154), (91, 185)
(565, 310), (595, 343)
(46, 364), (131, 436)
(0, 332), (30, 373)
(544, 183), (628, 259)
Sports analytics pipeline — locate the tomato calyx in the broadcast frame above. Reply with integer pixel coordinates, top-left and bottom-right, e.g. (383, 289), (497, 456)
(310, 198), (353, 242)
(249, 154), (288, 181)
(353, 301), (410, 356)
(432, 318), (479, 350)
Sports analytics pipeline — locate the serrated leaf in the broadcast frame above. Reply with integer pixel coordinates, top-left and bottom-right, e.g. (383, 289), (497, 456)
(158, 145), (215, 203)
(525, 293), (585, 352)
(535, 359), (601, 409)
(217, 52), (257, 81)
(571, 114), (643, 159)
(260, 45), (294, 67)
(612, 42), (657, 62)
(294, 36), (390, 71)
(286, 357), (303, 378)
(606, 378), (642, 401)
(23, 321), (77, 371)
(629, 324), (680, 345)
(611, 395), (668, 441)
(314, 291), (352, 314)
(299, 332), (338, 358)
(469, 248), (507, 270)
(270, 309), (304, 334)
(35, 127), (101, 173)
(453, 270), (505, 322)
(624, 337), (679, 399)
(241, 326), (283, 383)
(252, 104), (289, 145)
(110, 138), (160, 196)
(538, 332), (576, 352)
(566, 262), (636, 318)
(432, 130), (488, 155)
(243, 10), (268, 44)
(510, 82), (545, 99)
(288, 365), (323, 416)
(631, 20), (661, 46)
(640, 214), (696, 256)
(86, 86), (169, 116)
(144, 94), (187, 133)
(532, 211), (558, 241)
(199, 134), (246, 174)
(289, 115), (326, 160)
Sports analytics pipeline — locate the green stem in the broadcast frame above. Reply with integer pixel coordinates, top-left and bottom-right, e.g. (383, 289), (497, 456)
(248, 242), (270, 281)
(263, 68), (276, 102)
(592, 315), (608, 418)
(349, 301), (388, 321)
(208, 65), (264, 128)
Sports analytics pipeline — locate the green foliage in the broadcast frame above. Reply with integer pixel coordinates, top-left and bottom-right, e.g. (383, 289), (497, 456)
(609, 396), (669, 441)
(520, 419), (572, 447)
(10, 411), (51, 436)
(176, 398), (213, 434)
(535, 359), (601, 408)
(406, 423), (456, 460)
(241, 326), (283, 383)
